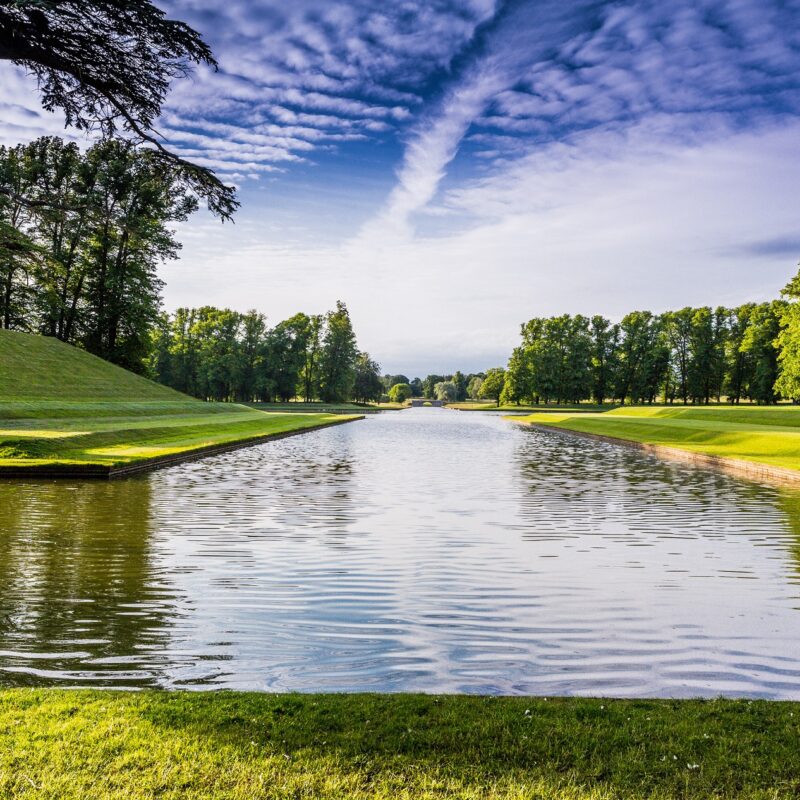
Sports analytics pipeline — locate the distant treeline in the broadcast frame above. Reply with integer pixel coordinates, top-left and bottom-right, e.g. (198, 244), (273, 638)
(382, 372), (489, 403)
(493, 269), (800, 406)
(149, 302), (382, 403)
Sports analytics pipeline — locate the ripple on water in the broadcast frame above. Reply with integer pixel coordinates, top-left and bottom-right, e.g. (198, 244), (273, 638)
(1, 409), (799, 696)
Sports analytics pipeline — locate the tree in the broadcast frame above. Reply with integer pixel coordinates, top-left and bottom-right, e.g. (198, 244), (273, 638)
(726, 304), (754, 403)
(388, 382), (412, 403)
(0, 0), (236, 217)
(433, 380), (457, 402)
(409, 377), (423, 397)
(0, 136), (199, 370)
(451, 370), (467, 402)
(466, 375), (483, 400)
(422, 374), (445, 398)
(79, 139), (197, 370)
(381, 374), (409, 391)
(776, 265), (800, 401)
(741, 301), (784, 404)
(353, 352), (383, 403)
(298, 314), (323, 403)
(688, 307), (715, 404)
(480, 367), (506, 405)
(318, 301), (358, 403)
(615, 311), (662, 404)
(662, 308), (694, 403)
(501, 347), (530, 405)
(589, 315), (619, 405)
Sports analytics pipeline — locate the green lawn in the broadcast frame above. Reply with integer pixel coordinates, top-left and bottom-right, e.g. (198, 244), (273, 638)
(0, 330), (360, 474)
(0, 691), (797, 799)
(514, 405), (800, 471)
(450, 401), (610, 412)
(248, 401), (405, 414)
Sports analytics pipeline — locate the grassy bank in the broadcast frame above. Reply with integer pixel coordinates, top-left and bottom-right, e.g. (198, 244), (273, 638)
(0, 331), (360, 475)
(247, 401), (405, 414)
(0, 691), (797, 799)
(450, 402), (610, 412)
(514, 405), (800, 472)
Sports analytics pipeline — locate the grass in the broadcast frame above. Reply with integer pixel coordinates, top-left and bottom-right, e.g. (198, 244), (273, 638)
(0, 691), (797, 799)
(513, 404), (800, 472)
(0, 331), (360, 473)
(450, 401), (611, 412)
(247, 401), (405, 414)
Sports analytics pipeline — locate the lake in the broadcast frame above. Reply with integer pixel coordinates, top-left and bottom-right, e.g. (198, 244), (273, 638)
(1, 408), (799, 696)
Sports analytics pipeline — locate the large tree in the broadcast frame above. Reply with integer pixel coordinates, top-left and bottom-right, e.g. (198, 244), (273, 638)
(0, 0), (236, 218)
(353, 352), (383, 404)
(318, 301), (358, 403)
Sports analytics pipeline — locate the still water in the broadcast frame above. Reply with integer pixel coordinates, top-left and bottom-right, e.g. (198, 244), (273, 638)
(1, 409), (799, 697)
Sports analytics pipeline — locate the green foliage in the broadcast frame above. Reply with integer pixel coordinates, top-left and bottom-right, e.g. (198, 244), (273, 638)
(451, 370), (467, 401)
(422, 374), (446, 398)
(388, 382), (412, 403)
(434, 380), (458, 402)
(776, 266), (800, 401)
(318, 301), (359, 403)
(0, 136), (197, 371)
(507, 297), (787, 407)
(0, 1), (237, 217)
(353, 352), (383, 403)
(466, 375), (483, 400)
(1, 690), (798, 799)
(148, 302), (365, 403)
(381, 373), (409, 391)
(480, 368), (505, 404)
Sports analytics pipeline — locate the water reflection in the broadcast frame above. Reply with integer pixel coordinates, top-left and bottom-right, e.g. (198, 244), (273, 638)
(1, 409), (799, 696)
(0, 479), (179, 686)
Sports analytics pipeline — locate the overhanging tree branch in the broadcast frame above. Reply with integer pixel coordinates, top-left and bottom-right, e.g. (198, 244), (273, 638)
(0, 0), (239, 219)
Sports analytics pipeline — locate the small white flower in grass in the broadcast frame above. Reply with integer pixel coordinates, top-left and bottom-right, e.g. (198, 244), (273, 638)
(687, 763), (700, 770)
(525, 709), (531, 716)
(673, 756), (677, 761)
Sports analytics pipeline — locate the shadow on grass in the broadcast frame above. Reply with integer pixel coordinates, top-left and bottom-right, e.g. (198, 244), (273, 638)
(4, 691), (796, 798)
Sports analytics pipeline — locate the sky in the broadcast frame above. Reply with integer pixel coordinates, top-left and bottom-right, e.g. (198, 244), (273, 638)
(3, 0), (800, 376)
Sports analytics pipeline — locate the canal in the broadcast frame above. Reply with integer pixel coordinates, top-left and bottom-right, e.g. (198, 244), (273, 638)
(1, 408), (799, 696)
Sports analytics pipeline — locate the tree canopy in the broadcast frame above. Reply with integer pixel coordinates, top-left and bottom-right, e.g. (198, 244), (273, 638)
(0, 0), (237, 218)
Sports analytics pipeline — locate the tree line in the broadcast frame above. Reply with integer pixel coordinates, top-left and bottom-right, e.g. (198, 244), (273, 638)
(148, 301), (381, 404)
(496, 292), (799, 406)
(382, 372), (489, 403)
(1, 136), (198, 371)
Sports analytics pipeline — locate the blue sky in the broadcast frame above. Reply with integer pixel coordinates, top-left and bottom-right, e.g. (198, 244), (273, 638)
(3, 0), (800, 376)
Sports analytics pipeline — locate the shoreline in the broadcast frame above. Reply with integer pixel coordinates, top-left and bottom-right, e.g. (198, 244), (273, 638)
(0, 415), (363, 480)
(513, 419), (800, 487)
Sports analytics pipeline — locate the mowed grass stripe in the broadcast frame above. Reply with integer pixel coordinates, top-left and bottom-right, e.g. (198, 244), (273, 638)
(0, 331), (361, 472)
(515, 406), (800, 471)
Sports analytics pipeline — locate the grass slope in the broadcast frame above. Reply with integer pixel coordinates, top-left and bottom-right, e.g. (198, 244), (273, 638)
(0, 331), (359, 472)
(1, 691), (797, 799)
(514, 405), (800, 471)
(0, 329), (185, 402)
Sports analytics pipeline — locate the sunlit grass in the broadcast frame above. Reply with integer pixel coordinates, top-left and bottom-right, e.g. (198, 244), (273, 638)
(0, 331), (361, 471)
(514, 405), (800, 471)
(0, 691), (797, 799)
(0, 409), (357, 469)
